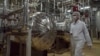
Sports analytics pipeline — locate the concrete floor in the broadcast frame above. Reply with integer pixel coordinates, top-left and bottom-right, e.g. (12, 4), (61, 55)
(48, 38), (100, 56)
(0, 38), (100, 56)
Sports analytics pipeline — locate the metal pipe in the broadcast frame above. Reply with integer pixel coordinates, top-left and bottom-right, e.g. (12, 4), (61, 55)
(24, 0), (32, 56)
(3, 0), (8, 15)
(26, 28), (32, 56)
(21, 0), (24, 26)
(3, 0), (10, 56)
(21, 0), (24, 7)
(24, 0), (29, 25)
(54, 0), (56, 14)
(47, 0), (50, 13)
(90, 8), (93, 41)
(83, 0), (85, 12)
(64, 1), (67, 14)
(88, 0), (91, 30)
(65, 6), (67, 14)
(88, 0), (90, 6)
(62, 1), (64, 13)
(6, 35), (11, 56)
(40, 2), (43, 11)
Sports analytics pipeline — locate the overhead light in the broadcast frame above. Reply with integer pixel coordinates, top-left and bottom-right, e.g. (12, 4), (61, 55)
(80, 6), (90, 10)
(84, 6), (90, 9)
(80, 7), (84, 10)
(67, 10), (71, 12)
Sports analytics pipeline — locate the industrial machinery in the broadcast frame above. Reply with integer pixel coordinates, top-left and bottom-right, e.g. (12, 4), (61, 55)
(0, 0), (94, 56)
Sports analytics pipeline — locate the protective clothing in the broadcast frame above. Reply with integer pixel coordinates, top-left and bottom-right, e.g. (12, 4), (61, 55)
(70, 20), (92, 56)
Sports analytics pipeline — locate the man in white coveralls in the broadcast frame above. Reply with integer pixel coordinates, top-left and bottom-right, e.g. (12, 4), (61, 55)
(70, 12), (92, 56)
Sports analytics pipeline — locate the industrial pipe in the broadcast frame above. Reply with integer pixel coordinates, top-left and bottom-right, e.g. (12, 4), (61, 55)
(24, 0), (32, 56)
(3, 0), (8, 14)
(54, 0), (56, 14)
(3, 0), (11, 56)
(24, 0), (29, 25)
(40, 2), (43, 11)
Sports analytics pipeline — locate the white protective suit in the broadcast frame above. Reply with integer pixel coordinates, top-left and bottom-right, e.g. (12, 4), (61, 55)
(70, 20), (92, 56)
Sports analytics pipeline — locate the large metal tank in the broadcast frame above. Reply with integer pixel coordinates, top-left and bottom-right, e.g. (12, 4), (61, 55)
(29, 12), (56, 51)
(96, 11), (100, 31)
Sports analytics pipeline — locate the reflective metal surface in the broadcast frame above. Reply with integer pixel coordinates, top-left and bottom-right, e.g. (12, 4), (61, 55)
(29, 12), (56, 36)
(96, 11), (100, 31)
(28, 12), (56, 50)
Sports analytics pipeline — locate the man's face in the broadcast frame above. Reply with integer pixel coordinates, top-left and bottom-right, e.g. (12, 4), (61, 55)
(72, 14), (79, 21)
